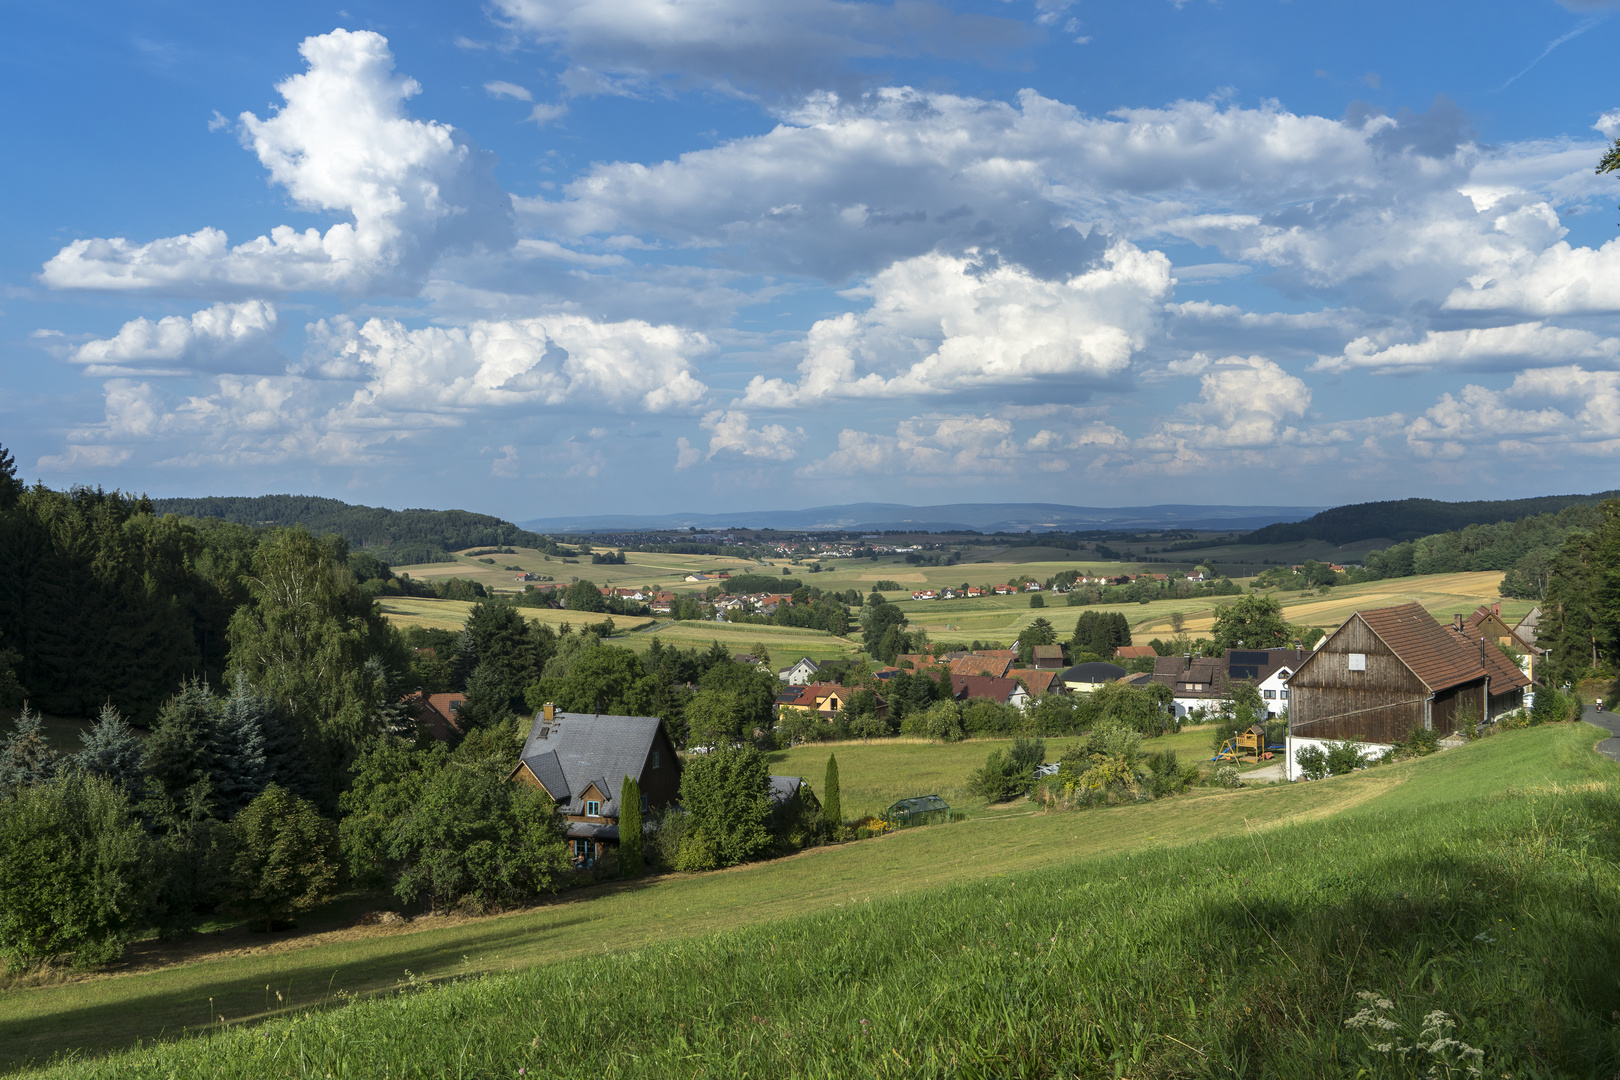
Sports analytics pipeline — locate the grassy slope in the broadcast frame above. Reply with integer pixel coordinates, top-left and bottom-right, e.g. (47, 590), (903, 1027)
(7, 724), (1615, 1076)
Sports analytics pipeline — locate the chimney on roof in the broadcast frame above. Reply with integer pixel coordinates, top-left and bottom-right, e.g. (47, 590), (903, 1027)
(543, 701), (556, 722)
(1454, 614), (1464, 632)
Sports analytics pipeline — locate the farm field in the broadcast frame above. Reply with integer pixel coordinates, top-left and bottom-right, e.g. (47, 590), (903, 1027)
(618, 620), (864, 664)
(375, 596), (656, 634)
(7, 722), (1613, 1077)
(1156, 571), (1525, 635)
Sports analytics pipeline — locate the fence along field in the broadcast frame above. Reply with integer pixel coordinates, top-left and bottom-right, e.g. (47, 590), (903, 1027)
(6, 723), (1617, 1076)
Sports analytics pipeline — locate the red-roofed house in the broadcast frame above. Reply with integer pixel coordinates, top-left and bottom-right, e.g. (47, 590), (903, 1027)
(405, 690), (466, 742)
(950, 675), (1030, 710)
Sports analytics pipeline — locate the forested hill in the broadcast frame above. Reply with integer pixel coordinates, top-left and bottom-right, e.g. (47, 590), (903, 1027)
(150, 495), (558, 561)
(1244, 491), (1620, 545)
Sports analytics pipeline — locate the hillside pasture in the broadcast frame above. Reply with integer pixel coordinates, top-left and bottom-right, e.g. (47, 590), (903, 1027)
(7, 723), (1615, 1077)
(1, 728), (1435, 1073)
(617, 620), (864, 664)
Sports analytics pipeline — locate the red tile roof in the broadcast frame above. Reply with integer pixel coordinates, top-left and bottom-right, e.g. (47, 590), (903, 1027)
(950, 655), (1013, 678)
(951, 675), (1022, 703)
(1114, 645), (1158, 659)
(1357, 603), (1488, 692)
(1009, 668), (1058, 695)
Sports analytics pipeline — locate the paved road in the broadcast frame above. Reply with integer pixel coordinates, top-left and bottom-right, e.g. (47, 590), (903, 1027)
(1582, 704), (1620, 762)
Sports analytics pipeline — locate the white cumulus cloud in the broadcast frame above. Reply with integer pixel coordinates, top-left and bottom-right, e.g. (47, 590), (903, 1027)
(675, 410), (805, 467)
(58, 300), (282, 376)
(742, 243), (1169, 406)
(1406, 366), (1620, 458)
(41, 29), (513, 296)
(1317, 322), (1620, 373)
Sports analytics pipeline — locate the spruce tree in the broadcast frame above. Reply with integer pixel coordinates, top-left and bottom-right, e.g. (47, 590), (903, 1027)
(0, 630), (25, 710)
(210, 676), (270, 817)
(823, 753), (842, 838)
(75, 703), (146, 800)
(0, 704), (59, 798)
(618, 775), (644, 875)
(141, 679), (219, 820)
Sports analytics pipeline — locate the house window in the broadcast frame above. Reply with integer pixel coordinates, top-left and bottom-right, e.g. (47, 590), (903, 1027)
(586, 800), (601, 818)
(1348, 653), (1367, 672)
(652, 750), (661, 769)
(447, 700), (461, 713)
(1281, 690), (1289, 700)
(573, 839), (591, 858)
(640, 793), (648, 812)
(1263, 689), (1276, 699)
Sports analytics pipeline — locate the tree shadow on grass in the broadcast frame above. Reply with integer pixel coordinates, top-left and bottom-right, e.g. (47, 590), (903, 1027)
(1, 874), (668, 1073)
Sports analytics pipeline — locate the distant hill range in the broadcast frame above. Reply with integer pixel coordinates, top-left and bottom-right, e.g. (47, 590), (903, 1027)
(1243, 491), (1620, 546)
(151, 494), (553, 561)
(521, 503), (1325, 535)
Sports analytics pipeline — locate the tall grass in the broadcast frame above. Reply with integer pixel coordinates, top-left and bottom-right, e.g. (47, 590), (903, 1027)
(17, 724), (1619, 1078)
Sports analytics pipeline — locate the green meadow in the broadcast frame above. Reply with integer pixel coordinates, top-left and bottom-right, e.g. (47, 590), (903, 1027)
(5, 723), (1616, 1077)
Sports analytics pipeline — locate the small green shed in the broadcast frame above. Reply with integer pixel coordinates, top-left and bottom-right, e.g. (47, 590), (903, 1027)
(883, 794), (951, 829)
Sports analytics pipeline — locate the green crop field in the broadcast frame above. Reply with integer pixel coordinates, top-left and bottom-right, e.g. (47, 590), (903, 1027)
(6, 722), (1615, 1077)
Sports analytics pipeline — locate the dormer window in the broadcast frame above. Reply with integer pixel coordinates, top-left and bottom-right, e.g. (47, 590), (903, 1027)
(586, 800), (601, 818)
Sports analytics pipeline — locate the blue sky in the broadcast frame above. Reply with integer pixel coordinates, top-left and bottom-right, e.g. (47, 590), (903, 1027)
(4, 0), (1619, 519)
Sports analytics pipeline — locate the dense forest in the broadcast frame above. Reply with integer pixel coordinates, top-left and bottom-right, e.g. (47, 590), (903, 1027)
(150, 495), (567, 564)
(1354, 504), (1603, 599)
(1533, 500), (1620, 690)
(1244, 491), (1620, 545)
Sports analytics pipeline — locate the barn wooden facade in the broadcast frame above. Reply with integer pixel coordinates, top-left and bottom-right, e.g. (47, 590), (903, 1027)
(1289, 602), (1528, 746)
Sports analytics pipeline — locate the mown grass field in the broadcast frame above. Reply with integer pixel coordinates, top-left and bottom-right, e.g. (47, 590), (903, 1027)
(6, 723), (1614, 1076)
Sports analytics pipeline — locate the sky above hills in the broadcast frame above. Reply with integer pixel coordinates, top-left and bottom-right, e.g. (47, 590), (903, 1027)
(3, 0), (1619, 518)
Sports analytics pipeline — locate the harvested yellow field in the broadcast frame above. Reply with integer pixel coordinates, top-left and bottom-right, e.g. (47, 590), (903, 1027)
(1154, 571), (1520, 634)
(377, 596), (655, 633)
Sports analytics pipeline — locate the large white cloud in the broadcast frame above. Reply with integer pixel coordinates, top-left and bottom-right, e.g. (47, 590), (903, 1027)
(308, 313), (711, 413)
(1442, 236), (1620, 315)
(491, 0), (1030, 98)
(522, 88), (1617, 321)
(1317, 321), (1620, 373)
(741, 242), (1169, 406)
(57, 301), (281, 376)
(1406, 366), (1620, 458)
(41, 30), (512, 296)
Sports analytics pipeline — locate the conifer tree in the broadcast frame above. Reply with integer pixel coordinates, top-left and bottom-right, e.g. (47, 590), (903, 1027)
(0, 630), (25, 710)
(141, 679), (219, 820)
(618, 774), (644, 875)
(0, 705), (59, 798)
(210, 677), (269, 817)
(75, 703), (146, 800)
(823, 753), (842, 838)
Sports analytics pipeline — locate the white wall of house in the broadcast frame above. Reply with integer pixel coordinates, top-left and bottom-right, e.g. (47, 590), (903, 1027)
(1258, 667), (1294, 717)
(1283, 735), (1394, 781)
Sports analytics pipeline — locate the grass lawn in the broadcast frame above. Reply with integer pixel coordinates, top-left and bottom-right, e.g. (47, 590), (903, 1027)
(11, 722), (1618, 1077)
(7, 722), (1615, 1076)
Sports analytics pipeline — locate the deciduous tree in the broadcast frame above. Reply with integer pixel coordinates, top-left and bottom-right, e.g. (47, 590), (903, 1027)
(225, 784), (339, 933)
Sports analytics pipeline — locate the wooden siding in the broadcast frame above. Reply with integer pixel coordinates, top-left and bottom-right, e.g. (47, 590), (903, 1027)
(639, 725), (682, 811)
(1289, 615), (1431, 743)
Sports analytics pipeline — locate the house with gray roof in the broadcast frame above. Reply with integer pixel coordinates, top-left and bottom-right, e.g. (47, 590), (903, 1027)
(510, 703), (682, 865)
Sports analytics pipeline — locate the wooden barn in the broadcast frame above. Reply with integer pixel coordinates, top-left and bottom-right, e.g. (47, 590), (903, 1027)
(1285, 602), (1529, 779)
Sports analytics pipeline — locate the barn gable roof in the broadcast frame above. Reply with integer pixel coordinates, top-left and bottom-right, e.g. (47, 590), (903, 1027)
(1352, 603), (1489, 692)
